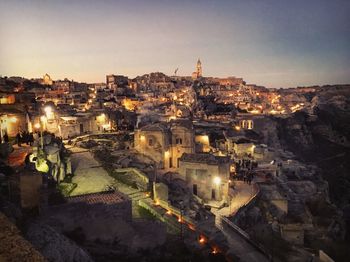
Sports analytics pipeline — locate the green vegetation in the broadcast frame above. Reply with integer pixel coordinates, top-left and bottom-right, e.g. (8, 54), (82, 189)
(109, 170), (138, 189)
(58, 182), (77, 197)
(137, 206), (157, 220)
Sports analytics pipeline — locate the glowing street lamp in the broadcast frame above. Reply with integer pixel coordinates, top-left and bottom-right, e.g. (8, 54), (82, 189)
(199, 235), (206, 244)
(44, 106), (52, 115)
(213, 176), (221, 186)
(10, 116), (17, 123)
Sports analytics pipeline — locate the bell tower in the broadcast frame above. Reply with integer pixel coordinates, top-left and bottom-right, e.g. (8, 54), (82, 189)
(196, 58), (202, 78)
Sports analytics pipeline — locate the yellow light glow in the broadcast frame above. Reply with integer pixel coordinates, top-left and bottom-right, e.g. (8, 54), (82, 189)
(44, 106), (52, 114)
(188, 224), (195, 231)
(140, 135), (145, 141)
(213, 176), (221, 186)
(10, 116), (17, 123)
(164, 151), (170, 158)
(199, 236), (206, 244)
(202, 135), (209, 143)
(40, 116), (47, 122)
(34, 123), (41, 129)
(235, 125), (241, 131)
(35, 160), (49, 173)
(250, 109), (260, 114)
(212, 248), (219, 254)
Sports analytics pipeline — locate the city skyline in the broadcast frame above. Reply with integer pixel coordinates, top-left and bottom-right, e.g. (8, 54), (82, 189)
(1, 0), (350, 88)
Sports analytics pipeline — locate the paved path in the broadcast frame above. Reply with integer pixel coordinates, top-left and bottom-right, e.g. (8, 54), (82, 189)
(212, 181), (257, 219)
(68, 145), (149, 215)
(211, 181), (269, 262)
(217, 220), (269, 262)
(68, 146), (115, 196)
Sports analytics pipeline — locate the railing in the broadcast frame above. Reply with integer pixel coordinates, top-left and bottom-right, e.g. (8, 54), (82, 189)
(231, 183), (260, 222)
(218, 214), (272, 260)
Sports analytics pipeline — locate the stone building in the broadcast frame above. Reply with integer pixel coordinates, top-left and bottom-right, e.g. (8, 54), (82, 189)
(0, 106), (29, 137)
(41, 73), (53, 85)
(58, 112), (110, 139)
(8, 170), (43, 209)
(134, 119), (195, 169)
(178, 153), (231, 204)
(106, 74), (129, 95)
(191, 58), (202, 79)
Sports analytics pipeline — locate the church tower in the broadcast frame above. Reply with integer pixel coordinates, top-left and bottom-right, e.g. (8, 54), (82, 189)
(192, 58), (203, 79)
(196, 58), (202, 78)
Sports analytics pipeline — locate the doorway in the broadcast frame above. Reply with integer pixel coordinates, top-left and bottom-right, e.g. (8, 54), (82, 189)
(211, 189), (216, 200)
(193, 184), (198, 195)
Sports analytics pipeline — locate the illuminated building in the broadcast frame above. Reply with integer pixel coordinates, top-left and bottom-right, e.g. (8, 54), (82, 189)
(134, 119), (195, 169)
(178, 153), (231, 203)
(191, 58), (202, 79)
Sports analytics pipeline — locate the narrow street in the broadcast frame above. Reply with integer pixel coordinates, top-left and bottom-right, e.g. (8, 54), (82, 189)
(211, 180), (269, 262)
(68, 146), (115, 196)
(68, 145), (150, 216)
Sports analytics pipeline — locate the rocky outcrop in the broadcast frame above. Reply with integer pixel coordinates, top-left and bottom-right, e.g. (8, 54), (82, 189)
(0, 212), (45, 262)
(26, 223), (93, 262)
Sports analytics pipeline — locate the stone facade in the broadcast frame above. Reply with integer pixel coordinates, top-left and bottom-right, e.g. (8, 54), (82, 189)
(179, 153), (231, 203)
(134, 120), (195, 169)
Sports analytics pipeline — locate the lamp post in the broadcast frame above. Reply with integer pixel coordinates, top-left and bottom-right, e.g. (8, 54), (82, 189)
(39, 116), (47, 149)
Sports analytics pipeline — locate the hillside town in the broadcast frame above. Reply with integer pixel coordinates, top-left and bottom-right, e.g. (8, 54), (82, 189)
(1, 60), (349, 262)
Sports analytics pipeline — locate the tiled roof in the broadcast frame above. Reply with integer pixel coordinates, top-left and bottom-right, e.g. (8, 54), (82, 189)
(170, 119), (193, 130)
(67, 191), (128, 205)
(141, 122), (168, 132)
(180, 153), (230, 165)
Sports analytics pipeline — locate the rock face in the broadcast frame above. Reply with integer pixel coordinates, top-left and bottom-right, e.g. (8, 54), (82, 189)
(0, 213), (45, 262)
(26, 223), (93, 262)
(252, 85), (350, 262)
(275, 86), (350, 208)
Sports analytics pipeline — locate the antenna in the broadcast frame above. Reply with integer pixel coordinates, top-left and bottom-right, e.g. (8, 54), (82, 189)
(174, 68), (179, 76)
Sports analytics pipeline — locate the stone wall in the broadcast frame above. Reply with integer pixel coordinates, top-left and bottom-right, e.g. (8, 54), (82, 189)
(179, 161), (230, 202)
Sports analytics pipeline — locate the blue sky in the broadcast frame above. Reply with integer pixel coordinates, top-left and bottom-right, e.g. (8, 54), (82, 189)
(1, 0), (349, 88)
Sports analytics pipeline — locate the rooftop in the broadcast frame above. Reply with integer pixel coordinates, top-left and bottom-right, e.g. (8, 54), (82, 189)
(180, 153), (231, 165)
(67, 190), (128, 205)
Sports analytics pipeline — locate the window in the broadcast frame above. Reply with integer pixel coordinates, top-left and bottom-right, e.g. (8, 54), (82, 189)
(148, 138), (153, 146)
(176, 138), (182, 145)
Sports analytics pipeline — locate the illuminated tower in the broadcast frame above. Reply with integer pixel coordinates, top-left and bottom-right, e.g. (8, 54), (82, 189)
(196, 58), (202, 77)
(192, 58), (202, 79)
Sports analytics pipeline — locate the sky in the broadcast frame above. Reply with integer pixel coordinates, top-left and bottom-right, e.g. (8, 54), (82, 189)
(1, 0), (350, 88)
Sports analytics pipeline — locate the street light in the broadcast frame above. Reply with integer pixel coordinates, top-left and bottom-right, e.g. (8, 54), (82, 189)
(10, 116), (17, 123)
(213, 176), (221, 186)
(44, 106), (52, 115)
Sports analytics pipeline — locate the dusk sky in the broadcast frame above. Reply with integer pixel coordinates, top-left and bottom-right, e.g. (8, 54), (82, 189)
(1, 0), (350, 88)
